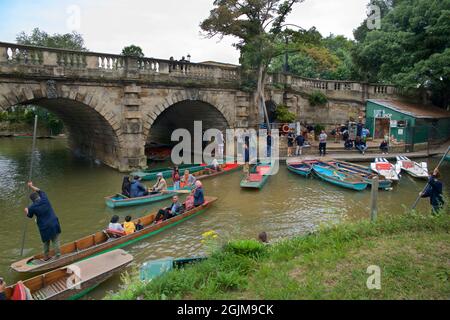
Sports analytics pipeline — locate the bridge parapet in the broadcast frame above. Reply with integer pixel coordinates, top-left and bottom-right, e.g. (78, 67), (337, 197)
(0, 42), (240, 85)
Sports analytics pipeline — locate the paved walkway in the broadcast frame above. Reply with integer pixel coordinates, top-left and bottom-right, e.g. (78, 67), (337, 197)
(283, 142), (450, 163)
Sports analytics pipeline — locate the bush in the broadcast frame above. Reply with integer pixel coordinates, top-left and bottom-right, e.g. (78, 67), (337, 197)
(225, 239), (267, 258)
(308, 91), (328, 106)
(275, 105), (296, 123)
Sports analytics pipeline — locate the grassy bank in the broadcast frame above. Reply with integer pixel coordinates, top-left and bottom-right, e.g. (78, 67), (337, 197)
(108, 210), (449, 300)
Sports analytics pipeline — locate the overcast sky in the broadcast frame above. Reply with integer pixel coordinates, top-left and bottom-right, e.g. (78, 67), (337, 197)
(0, 0), (369, 64)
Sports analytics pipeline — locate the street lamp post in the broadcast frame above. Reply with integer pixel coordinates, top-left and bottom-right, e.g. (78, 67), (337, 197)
(279, 23), (305, 74)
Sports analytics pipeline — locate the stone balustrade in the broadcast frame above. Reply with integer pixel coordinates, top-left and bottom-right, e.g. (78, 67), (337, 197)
(0, 41), (399, 98)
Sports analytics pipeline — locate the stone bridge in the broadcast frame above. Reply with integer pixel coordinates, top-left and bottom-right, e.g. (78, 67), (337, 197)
(0, 42), (403, 171)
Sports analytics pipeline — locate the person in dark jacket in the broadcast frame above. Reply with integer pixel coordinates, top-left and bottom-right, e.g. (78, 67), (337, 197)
(25, 182), (62, 261)
(121, 176), (131, 198)
(130, 176), (148, 198)
(421, 168), (444, 214)
(193, 180), (205, 207)
(295, 134), (305, 156)
(154, 195), (183, 222)
(266, 131), (272, 157)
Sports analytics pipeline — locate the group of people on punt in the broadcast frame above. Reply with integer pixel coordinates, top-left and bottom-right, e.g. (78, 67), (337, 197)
(109, 169), (206, 236)
(121, 167), (203, 198)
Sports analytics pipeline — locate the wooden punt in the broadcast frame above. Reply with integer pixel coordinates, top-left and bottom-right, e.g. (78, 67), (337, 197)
(327, 160), (392, 190)
(11, 197), (218, 273)
(5, 249), (133, 300)
(312, 162), (368, 191)
(131, 163), (206, 181)
(192, 163), (242, 181)
(104, 186), (192, 209)
(240, 162), (275, 189)
(287, 160), (316, 177)
(139, 256), (207, 281)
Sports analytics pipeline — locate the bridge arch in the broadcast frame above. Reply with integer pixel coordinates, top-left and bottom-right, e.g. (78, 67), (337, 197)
(0, 82), (124, 169)
(145, 93), (233, 147)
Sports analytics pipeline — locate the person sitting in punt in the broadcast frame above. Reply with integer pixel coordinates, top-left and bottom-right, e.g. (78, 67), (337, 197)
(193, 180), (205, 207)
(121, 176), (131, 198)
(123, 215), (136, 235)
(380, 140), (389, 154)
(108, 215), (125, 232)
(185, 193), (195, 211)
(135, 219), (144, 231)
(172, 166), (181, 190)
(151, 173), (168, 194)
(180, 169), (196, 188)
(130, 176), (148, 198)
(155, 195), (182, 222)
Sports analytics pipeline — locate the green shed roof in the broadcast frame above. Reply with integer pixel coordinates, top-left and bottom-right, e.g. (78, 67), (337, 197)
(367, 99), (450, 119)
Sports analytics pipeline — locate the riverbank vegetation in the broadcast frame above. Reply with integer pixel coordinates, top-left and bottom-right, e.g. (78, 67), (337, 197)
(108, 207), (449, 300)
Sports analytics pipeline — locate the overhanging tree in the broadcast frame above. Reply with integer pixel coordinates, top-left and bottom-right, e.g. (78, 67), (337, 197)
(200, 0), (305, 127)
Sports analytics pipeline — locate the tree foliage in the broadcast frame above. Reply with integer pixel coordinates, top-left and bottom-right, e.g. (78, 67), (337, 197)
(352, 0), (450, 108)
(16, 27), (87, 51)
(121, 45), (145, 58)
(201, 0), (305, 125)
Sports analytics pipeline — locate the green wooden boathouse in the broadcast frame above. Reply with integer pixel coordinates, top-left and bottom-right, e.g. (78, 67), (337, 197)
(365, 99), (450, 145)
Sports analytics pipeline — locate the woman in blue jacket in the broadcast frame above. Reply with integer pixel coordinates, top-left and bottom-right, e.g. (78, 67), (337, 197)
(193, 181), (205, 207)
(25, 182), (62, 261)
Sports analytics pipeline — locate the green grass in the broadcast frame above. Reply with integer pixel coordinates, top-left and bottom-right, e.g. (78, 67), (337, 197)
(107, 209), (450, 300)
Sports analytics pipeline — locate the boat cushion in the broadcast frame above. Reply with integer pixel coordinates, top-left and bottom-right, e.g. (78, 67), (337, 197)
(256, 166), (271, 175)
(376, 163), (392, 170)
(106, 229), (126, 238)
(403, 161), (414, 169)
(248, 174), (263, 182)
(11, 282), (27, 300)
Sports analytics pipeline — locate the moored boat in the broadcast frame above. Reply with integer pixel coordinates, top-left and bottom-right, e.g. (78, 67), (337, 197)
(5, 250), (133, 300)
(287, 160), (315, 177)
(131, 163), (206, 181)
(11, 197), (218, 273)
(312, 162), (368, 191)
(396, 156), (428, 179)
(370, 158), (401, 182)
(328, 160), (392, 190)
(192, 163), (242, 180)
(104, 185), (192, 209)
(140, 256), (207, 281)
(240, 162), (275, 189)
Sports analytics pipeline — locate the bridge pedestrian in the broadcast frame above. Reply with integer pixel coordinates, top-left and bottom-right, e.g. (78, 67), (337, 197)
(25, 182), (62, 261)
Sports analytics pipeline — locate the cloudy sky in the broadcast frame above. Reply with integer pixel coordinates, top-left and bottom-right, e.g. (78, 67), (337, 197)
(0, 0), (369, 64)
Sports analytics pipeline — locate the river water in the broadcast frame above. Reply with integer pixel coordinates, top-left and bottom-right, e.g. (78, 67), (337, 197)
(0, 138), (448, 299)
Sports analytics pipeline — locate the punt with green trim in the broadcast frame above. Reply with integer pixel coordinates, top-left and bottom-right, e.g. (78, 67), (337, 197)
(5, 250), (132, 300)
(11, 197), (218, 273)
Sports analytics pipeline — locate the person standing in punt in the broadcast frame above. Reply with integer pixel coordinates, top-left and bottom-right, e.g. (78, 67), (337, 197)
(421, 168), (445, 215)
(25, 182), (62, 261)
